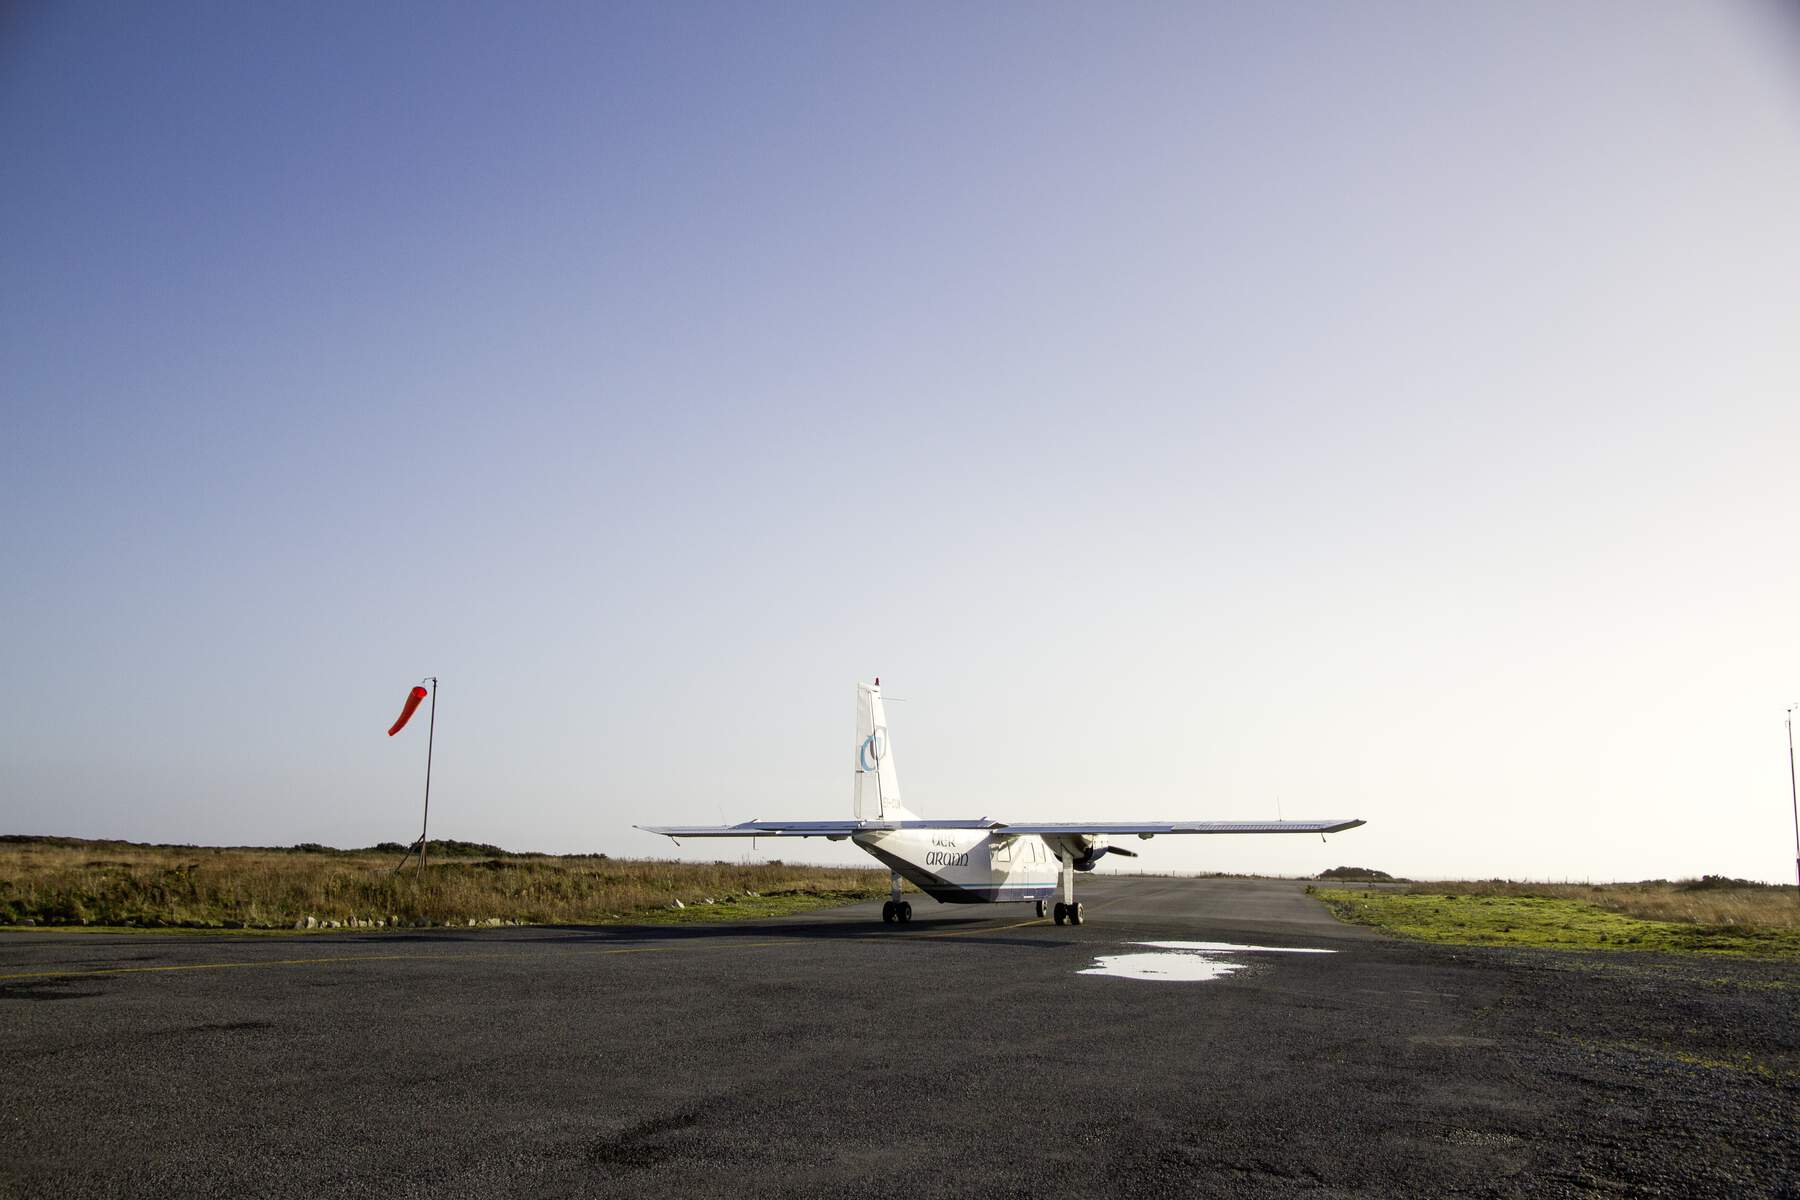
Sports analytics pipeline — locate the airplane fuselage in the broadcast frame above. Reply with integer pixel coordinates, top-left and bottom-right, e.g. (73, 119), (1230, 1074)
(855, 829), (1086, 904)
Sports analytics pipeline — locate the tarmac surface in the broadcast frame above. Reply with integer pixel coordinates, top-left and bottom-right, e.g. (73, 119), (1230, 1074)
(2, 876), (1796, 1199)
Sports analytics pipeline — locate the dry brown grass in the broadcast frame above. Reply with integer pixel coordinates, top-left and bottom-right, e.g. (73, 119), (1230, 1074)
(0, 839), (889, 930)
(1394, 878), (1799, 930)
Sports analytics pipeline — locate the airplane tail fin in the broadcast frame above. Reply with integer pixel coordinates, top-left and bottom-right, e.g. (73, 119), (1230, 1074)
(853, 679), (912, 821)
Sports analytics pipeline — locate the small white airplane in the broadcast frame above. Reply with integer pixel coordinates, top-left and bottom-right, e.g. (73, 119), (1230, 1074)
(639, 680), (1365, 926)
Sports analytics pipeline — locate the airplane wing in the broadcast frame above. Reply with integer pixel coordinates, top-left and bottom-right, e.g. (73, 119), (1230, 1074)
(637, 818), (1364, 839)
(989, 819), (1365, 836)
(634, 819), (995, 839)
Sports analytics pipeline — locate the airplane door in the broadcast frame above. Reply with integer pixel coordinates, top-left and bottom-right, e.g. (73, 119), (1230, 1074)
(989, 836), (1012, 881)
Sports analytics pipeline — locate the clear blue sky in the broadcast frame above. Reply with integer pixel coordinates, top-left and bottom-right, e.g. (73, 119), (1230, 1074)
(5, 2), (1799, 881)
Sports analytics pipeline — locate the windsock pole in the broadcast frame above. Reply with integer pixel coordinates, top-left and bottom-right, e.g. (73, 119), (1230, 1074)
(420, 678), (437, 877)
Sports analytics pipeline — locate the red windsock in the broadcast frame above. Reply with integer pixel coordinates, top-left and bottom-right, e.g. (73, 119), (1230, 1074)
(388, 686), (428, 736)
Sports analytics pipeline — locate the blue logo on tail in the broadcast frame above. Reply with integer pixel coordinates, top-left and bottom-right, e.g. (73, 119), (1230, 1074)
(858, 728), (887, 772)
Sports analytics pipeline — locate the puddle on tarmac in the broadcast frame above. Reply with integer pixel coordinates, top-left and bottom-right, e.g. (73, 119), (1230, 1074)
(1079, 941), (1335, 982)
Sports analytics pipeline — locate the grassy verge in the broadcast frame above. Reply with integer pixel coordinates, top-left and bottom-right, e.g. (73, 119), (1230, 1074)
(1316, 887), (1800, 958)
(0, 837), (891, 932)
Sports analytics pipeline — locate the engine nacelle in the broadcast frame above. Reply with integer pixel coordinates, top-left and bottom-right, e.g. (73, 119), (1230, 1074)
(1046, 834), (1138, 872)
(1068, 837), (1139, 872)
(1071, 840), (1113, 872)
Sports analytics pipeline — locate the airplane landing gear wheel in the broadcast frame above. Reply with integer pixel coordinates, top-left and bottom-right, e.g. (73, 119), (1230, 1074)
(1068, 902), (1084, 926)
(898, 901), (913, 923)
(881, 901), (896, 924)
(1053, 902), (1067, 926)
(1035, 900), (1047, 919)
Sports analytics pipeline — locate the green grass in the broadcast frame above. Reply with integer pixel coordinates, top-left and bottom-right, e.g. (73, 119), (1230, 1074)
(1316, 889), (1800, 958)
(0, 837), (893, 933)
(0, 889), (872, 936)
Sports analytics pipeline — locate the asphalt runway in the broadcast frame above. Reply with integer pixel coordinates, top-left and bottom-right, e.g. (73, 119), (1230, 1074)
(2, 877), (1795, 1199)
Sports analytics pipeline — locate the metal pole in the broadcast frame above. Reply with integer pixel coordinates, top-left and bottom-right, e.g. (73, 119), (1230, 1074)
(420, 678), (437, 878)
(1788, 706), (1798, 904)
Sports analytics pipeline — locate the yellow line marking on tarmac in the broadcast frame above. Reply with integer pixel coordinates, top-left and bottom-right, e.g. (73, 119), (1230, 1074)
(0, 953), (465, 982)
(3, 896), (1169, 980)
(0, 942), (702, 983)
(912, 917), (1046, 937)
(570, 939), (794, 957)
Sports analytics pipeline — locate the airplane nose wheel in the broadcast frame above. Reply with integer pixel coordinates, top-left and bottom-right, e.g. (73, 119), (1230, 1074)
(1035, 900), (1047, 919)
